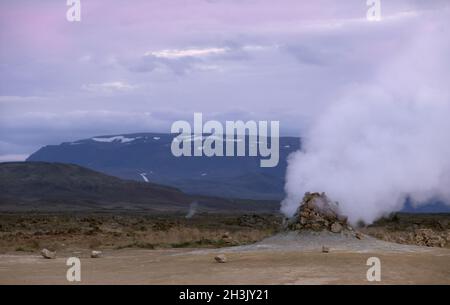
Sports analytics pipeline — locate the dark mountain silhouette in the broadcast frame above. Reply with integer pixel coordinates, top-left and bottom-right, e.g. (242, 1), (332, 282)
(0, 162), (278, 213)
(27, 133), (300, 200)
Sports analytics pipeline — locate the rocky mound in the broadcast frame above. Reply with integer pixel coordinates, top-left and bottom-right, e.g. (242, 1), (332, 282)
(285, 192), (356, 235)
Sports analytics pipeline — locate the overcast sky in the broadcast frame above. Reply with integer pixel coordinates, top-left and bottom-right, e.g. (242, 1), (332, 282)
(0, 0), (448, 161)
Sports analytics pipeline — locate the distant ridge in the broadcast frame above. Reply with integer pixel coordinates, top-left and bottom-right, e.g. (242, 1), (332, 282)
(0, 161), (279, 213)
(27, 132), (300, 200)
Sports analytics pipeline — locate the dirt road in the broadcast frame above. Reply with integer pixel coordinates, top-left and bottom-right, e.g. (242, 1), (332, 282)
(1, 246), (449, 284)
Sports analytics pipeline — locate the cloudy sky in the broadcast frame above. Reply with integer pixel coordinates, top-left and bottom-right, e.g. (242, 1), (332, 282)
(0, 0), (448, 161)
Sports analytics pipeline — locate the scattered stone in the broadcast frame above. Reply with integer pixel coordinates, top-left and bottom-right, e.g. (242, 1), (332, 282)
(330, 222), (343, 233)
(355, 232), (363, 240)
(214, 254), (227, 263)
(367, 229), (448, 248)
(41, 248), (56, 259)
(414, 229), (446, 247)
(311, 223), (322, 231)
(222, 232), (230, 239)
(237, 214), (278, 228)
(91, 250), (102, 258)
(322, 246), (330, 253)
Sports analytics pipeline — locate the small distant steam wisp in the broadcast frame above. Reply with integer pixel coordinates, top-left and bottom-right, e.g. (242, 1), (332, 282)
(281, 14), (450, 224)
(185, 201), (198, 219)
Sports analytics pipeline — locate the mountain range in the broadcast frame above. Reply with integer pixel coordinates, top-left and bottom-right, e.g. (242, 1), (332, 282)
(26, 132), (450, 213)
(27, 133), (300, 200)
(0, 161), (278, 213)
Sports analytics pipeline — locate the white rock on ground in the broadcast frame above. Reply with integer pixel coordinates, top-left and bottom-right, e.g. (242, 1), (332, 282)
(41, 249), (56, 259)
(214, 254), (227, 263)
(91, 250), (102, 258)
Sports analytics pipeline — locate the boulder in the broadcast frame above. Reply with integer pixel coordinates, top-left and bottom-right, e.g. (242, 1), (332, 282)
(41, 248), (56, 259)
(355, 232), (363, 240)
(214, 254), (227, 263)
(330, 222), (343, 233)
(91, 250), (102, 258)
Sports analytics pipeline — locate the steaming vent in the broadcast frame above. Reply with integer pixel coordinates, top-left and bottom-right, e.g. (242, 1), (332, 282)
(285, 192), (355, 234)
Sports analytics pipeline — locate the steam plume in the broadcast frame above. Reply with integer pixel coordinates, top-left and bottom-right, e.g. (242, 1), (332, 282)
(281, 13), (450, 224)
(185, 201), (198, 219)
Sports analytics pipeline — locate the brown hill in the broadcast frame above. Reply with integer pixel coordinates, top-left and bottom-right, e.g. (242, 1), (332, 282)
(0, 162), (278, 213)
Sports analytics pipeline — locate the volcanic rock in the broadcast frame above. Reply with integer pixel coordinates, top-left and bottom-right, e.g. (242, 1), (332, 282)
(331, 222), (343, 233)
(286, 192), (352, 234)
(41, 248), (56, 259)
(220, 232), (234, 243)
(91, 250), (102, 258)
(414, 229), (446, 247)
(354, 232), (363, 240)
(214, 254), (227, 263)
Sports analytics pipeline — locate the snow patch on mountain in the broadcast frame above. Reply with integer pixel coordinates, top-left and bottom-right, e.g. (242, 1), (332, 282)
(139, 173), (149, 182)
(92, 136), (140, 143)
(174, 135), (243, 143)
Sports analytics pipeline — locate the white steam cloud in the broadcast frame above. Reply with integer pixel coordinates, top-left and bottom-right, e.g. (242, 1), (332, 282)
(281, 12), (450, 224)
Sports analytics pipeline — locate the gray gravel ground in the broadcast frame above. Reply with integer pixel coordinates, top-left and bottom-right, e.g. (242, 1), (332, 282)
(190, 230), (438, 254)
